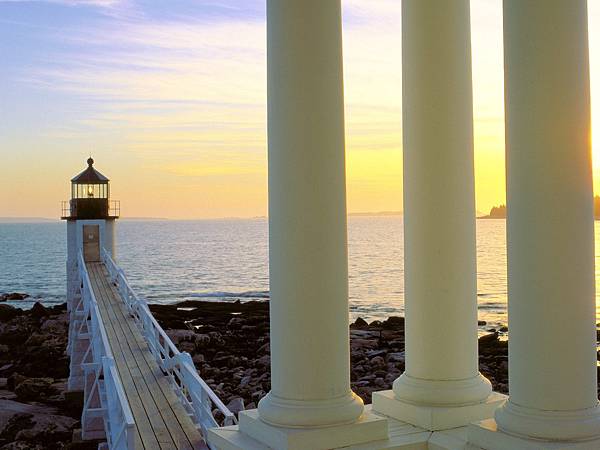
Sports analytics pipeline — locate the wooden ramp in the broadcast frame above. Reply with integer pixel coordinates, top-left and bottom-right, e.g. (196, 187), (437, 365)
(87, 262), (208, 450)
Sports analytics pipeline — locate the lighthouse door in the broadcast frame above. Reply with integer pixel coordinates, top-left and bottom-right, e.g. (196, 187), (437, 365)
(83, 225), (100, 262)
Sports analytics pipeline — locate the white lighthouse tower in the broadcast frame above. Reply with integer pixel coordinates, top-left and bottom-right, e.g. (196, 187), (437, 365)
(62, 157), (119, 390)
(62, 157), (119, 308)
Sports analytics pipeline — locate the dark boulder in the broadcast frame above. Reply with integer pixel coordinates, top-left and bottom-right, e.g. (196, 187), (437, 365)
(29, 303), (48, 320)
(0, 306), (22, 323)
(350, 317), (369, 329)
(0, 294), (29, 303)
(14, 377), (57, 402)
(382, 316), (405, 330)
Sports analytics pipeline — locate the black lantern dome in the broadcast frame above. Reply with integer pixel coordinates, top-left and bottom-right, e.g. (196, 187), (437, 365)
(61, 158), (119, 220)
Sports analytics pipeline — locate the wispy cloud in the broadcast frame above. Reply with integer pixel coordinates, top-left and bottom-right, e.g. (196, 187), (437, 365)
(0, 0), (528, 218)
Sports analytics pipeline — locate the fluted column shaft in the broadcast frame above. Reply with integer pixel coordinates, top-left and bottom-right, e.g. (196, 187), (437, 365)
(257, 0), (364, 428)
(495, 0), (600, 440)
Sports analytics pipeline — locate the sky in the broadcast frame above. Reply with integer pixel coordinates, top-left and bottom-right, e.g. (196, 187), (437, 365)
(0, 0), (599, 219)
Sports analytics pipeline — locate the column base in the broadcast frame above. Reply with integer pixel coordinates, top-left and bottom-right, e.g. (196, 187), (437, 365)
(494, 400), (600, 442)
(207, 408), (389, 450)
(257, 391), (365, 427)
(393, 373), (494, 406)
(468, 418), (600, 450)
(372, 389), (506, 431)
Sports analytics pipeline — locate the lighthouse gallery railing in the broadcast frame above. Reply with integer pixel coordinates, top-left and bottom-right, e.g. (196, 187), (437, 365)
(101, 248), (237, 441)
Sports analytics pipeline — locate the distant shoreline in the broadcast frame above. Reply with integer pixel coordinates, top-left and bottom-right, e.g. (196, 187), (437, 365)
(0, 215), (511, 223)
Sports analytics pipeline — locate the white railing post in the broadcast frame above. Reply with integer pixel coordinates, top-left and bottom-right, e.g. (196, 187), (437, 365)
(97, 247), (237, 445)
(72, 251), (136, 449)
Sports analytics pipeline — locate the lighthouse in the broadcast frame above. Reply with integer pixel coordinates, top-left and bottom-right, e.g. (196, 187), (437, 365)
(61, 158), (119, 390)
(62, 157), (119, 308)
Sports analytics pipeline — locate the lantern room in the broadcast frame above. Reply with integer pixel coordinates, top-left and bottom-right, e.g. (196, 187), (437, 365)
(61, 157), (120, 220)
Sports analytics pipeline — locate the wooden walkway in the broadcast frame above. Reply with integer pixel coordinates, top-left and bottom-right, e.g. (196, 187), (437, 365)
(87, 262), (208, 450)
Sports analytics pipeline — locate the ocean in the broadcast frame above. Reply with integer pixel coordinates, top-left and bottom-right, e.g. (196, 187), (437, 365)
(1, 217), (598, 334)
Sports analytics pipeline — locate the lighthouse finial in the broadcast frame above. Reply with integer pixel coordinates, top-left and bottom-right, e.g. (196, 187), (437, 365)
(87, 156), (94, 167)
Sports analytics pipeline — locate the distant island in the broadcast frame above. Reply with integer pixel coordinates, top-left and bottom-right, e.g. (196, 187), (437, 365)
(480, 205), (506, 219)
(480, 197), (600, 220)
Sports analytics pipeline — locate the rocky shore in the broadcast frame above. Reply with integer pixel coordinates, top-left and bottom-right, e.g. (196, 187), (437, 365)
(3, 295), (596, 448)
(149, 300), (511, 410)
(0, 301), (90, 450)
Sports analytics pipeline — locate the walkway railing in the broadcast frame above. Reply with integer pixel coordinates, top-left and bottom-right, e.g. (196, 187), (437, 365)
(72, 251), (135, 449)
(101, 248), (237, 440)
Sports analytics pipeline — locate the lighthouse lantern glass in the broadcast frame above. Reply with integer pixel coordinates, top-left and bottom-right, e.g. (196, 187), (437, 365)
(72, 183), (108, 199)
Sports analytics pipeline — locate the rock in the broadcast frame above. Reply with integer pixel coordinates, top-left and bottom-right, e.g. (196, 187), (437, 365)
(1, 441), (44, 449)
(350, 317), (369, 329)
(0, 400), (59, 434)
(192, 354), (205, 365)
(165, 330), (196, 345)
(24, 334), (47, 347)
(479, 332), (499, 346)
(499, 326), (508, 333)
(0, 413), (35, 443)
(366, 350), (386, 358)
(226, 397), (245, 415)
(350, 330), (379, 338)
(386, 352), (405, 363)
(0, 306), (21, 323)
(0, 367), (13, 380)
(0, 294), (29, 302)
(227, 317), (245, 328)
(351, 338), (378, 350)
(257, 343), (270, 354)
(13, 413), (77, 443)
(256, 355), (270, 368)
(29, 303), (48, 320)
(39, 317), (68, 334)
(239, 376), (252, 388)
(381, 316), (404, 329)
(195, 334), (211, 346)
(178, 341), (196, 354)
(14, 377), (56, 402)
(478, 320), (487, 326)
(0, 411), (76, 445)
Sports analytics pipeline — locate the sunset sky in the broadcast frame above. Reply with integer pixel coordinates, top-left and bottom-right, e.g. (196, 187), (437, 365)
(1, 0), (599, 219)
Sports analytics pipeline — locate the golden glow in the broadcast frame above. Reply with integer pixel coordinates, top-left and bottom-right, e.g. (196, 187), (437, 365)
(0, 1), (599, 219)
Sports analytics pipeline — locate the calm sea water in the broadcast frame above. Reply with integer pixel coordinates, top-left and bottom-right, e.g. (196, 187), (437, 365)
(1, 218), (599, 333)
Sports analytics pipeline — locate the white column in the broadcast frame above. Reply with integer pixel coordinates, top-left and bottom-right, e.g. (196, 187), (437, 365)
(493, 0), (600, 443)
(373, 0), (504, 431)
(207, 1), (388, 449)
(257, 0), (363, 428)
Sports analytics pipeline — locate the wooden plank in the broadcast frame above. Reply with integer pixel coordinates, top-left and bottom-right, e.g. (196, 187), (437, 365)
(97, 267), (206, 449)
(103, 290), (206, 448)
(88, 263), (206, 449)
(94, 273), (194, 450)
(90, 263), (175, 449)
(87, 264), (147, 450)
(95, 268), (206, 449)
(88, 263), (163, 450)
